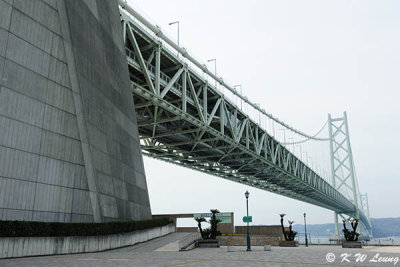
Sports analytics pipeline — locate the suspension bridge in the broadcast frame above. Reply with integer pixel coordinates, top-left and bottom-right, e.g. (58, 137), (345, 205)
(118, 1), (372, 237)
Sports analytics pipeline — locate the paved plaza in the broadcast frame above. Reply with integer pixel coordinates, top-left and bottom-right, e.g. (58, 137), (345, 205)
(1, 234), (399, 266)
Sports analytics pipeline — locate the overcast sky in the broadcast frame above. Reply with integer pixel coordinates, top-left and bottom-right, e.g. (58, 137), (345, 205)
(127, 0), (400, 227)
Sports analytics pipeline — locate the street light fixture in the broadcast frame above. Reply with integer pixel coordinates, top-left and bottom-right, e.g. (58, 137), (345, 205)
(302, 152), (308, 163)
(308, 157), (313, 169)
(168, 21), (180, 46)
(207, 58), (217, 91)
(245, 190), (251, 251)
(278, 129), (286, 143)
(168, 21), (180, 57)
(296, 145), (302, 160)
(304, 213), (308, 247)
(288, 137), (295, 153)
(233, 84), (242, 110)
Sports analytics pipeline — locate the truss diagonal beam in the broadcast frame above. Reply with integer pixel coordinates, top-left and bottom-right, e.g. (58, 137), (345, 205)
(160, 67), (184, 98)
(126, 23), (156, 94)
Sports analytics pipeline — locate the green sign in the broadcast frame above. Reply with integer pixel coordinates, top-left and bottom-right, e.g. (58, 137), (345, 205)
(218, 216), (232, 223)
(193, 213), (232, 224)
(194, 213), (231, 218)
(243, 216), (252, 223)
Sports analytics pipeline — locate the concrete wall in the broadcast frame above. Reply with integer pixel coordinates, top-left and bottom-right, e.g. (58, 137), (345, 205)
(218, 214), (234, 234)
(0, 0), (151, 222)
(0, 223), (175, 259)
(176, 227), (198, 233)
(153, 212), (234, 234)
(235, 225), (284, 238)
(218, 235), (281, 246)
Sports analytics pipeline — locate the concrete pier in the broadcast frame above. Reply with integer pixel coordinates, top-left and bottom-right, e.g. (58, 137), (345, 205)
(0, 0), (151, 222)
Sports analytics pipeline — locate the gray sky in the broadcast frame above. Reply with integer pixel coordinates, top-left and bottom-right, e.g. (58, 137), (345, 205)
(127, 0), (400, 227)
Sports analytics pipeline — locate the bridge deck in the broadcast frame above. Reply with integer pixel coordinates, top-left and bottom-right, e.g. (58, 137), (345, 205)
(119, 6), (370, 232)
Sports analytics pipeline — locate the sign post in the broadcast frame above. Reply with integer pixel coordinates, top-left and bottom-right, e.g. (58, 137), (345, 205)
(242, 216), (252, 223)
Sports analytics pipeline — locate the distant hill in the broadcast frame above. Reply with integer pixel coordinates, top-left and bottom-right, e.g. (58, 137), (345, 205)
(292, 217), (400, 238)
(292, 223), (335, 237)
(371, 217), (400, 238)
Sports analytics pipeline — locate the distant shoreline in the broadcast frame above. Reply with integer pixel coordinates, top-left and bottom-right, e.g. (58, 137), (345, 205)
(292, 217), (400, 239)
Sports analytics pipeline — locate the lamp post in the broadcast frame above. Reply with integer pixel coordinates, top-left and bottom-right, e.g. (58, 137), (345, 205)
(168, 21), (179, 57)
(308, 157), (314, 170)
(296, 145), (302, 161)
(233, 84), (242, 110)
(302, 152), (308, 164)
(168, 21), (180, 46)
(207, 58), (217, 91)
(245, 190), (251, 251)
(304, 213), (308, 247)
(278, 129), (286, 143)
(288, 137), (295, 153)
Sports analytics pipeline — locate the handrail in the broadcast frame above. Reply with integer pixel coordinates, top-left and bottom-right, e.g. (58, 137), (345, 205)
(178, 232), (201, 251)
(118, 0), (329, 141)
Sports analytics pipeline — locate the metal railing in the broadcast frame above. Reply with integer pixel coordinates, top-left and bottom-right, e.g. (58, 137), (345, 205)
(295, 235), (400, 246)
(179, 232), (201, 251)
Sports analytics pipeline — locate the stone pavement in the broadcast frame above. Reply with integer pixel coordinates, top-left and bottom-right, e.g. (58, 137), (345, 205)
(1, 233), (399, 266)
(110, 232), (191, 253)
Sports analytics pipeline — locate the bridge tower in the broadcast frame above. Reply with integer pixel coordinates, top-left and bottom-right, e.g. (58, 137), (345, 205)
(360, 193), (372, 236)
(328, 112), (371, 238)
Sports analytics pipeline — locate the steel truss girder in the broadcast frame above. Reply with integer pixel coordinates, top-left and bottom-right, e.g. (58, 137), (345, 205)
(121, 11), (368, 231)
(132, 81), (352, 213)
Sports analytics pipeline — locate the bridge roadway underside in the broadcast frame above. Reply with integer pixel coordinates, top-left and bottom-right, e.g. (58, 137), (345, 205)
(120, 8), (370, 232)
